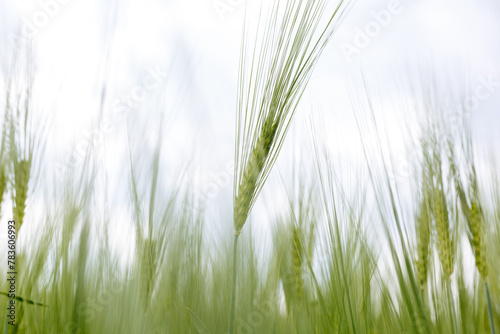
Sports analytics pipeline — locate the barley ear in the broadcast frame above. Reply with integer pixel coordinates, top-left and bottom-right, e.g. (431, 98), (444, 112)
(448, 142), (489, 280)
(234, 117), (279, 234)
(431, 160), (455, 282)
(13, 158), (30, 228)
(0, 162), (7, 217)
(469, 200), (488, 279)
(233, 0), (352, 235)
(291, 225), (304, 301)
(416, 190), (431, 289)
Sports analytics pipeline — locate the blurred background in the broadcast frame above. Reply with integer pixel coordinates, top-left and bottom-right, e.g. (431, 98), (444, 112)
(0, 0), (499, 267)
(0, 1), (499, 333)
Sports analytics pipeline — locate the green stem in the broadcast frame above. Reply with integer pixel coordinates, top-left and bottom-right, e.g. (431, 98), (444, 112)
(486, 282), (496, 334)
(228, 234), (239, 334)
(447, 282), (458, 334)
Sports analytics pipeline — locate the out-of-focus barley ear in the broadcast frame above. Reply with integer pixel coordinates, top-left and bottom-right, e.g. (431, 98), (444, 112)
(431, 161), (455, 282)
(415, 152), (432, 289)
(430, 140), (457, 334)
(416, 192), (431, 289)
(0, 162), (7, 217)
(0, 81), (11, 218)
(291, 225), (304, 301)
(448, 142), (488, 279)
(6, 66), (40, 231)
(13, 158), (30, 228)
(448, 135), (495, 334)
(469, 200), (488, 279)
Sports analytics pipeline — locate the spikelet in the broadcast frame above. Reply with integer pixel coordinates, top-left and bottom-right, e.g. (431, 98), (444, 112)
(13, 158), (30, 228)
(234, 117), (279, 234)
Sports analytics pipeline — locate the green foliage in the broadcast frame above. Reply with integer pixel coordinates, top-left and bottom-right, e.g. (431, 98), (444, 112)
(0, 6), (499, 334)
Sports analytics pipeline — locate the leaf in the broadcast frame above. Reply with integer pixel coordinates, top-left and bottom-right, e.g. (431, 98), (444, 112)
(186, 307), (211, 334)
(0, 291), (48, 307)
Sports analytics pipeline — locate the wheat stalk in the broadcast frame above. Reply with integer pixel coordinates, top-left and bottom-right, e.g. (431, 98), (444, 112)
(6, 59), (39, 231)
(13, 158), (30, 226)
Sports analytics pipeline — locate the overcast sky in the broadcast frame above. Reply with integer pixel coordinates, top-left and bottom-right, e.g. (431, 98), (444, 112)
(0, 0), (499, 254)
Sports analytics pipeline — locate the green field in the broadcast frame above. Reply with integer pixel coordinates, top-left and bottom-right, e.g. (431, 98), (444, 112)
(0, 0), (499, 333)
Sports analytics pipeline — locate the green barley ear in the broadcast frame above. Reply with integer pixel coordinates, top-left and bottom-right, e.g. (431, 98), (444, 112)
(447, 107), (495, 334)
(233, 0), (352, 235)
(13, 158), (30, 227)
(0, 161), (7, 217)
(277, 222), (305, 313)
(234, 117), (280, 233)
(431, 154), (455, 282)
(10, 99), (34, 230)
(469, 200), (488, 279)
(6, 61), (44, 231)
(448, 142), (488, 280)
(416, 165), (431, 289)
(432, 180), (454, 282)
(428, 136), (459, 334)
(291, 225), (304, 301)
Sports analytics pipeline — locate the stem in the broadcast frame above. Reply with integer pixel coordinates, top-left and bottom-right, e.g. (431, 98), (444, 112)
(228, 234), (239, 334)
(447, 282), (458, 334)
(486, 282), (497, 334)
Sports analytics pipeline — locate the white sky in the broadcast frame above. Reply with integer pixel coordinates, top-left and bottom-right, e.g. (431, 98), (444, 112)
(0, 0), (499, 264)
